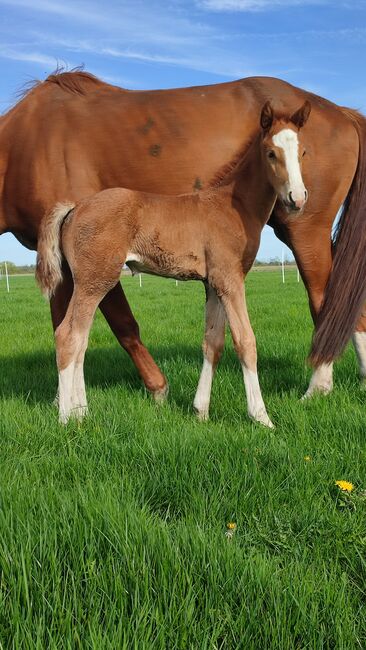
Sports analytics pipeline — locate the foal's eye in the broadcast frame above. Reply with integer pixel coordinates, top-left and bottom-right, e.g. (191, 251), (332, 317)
(268, 150), (276, 160)
(302, 149), (306, 157)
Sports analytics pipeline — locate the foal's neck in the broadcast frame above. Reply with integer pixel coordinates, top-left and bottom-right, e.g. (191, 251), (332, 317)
(216, 134), (276, 224)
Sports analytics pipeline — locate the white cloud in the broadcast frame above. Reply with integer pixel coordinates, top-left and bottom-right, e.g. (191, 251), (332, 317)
(23, 32), (257, 78)
(0, 46), (64, 67)
(198, 0), (329, 10)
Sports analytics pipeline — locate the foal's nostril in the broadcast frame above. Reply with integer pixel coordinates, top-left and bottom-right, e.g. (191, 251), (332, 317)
(288, 191), (296, 208)
(304, 189), (308, 201)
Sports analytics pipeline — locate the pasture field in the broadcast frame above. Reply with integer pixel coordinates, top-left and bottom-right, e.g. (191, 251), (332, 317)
(0, 271), (366, 649)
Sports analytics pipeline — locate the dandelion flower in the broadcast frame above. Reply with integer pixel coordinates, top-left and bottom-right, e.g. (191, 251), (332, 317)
(304, 455), (311, 462)
(227, 522), (236, 530)
(335, 480), (354, 493)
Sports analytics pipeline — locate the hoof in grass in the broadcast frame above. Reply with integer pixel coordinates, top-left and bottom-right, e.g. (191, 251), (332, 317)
(251, 411), (274, 429)
(194, 407), (209, 422)
(153, 384), (169, 404)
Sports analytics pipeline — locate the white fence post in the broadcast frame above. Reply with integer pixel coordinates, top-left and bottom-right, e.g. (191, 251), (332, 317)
(5, 261), (9, 293)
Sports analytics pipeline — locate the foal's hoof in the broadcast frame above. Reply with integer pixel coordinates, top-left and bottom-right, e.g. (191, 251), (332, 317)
(153, 384), (169, 404)
(194, 407), (209, 422)
(72, 405), (89, 421)
(59, 411), (70, 425)
(251, 410), (274, 429)
(58, 405), (88, 425)
(360, 378), (366, 390)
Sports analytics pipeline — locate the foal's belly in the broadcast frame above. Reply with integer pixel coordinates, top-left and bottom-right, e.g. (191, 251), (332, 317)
(125, 251), (206, 281)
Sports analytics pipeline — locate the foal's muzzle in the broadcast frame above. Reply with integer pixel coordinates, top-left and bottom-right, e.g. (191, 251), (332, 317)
(284, 189), (308, 213)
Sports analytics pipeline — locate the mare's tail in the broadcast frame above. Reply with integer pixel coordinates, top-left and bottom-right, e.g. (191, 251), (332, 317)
(309, 111), (366, 365)
(36, 202), (75, 299)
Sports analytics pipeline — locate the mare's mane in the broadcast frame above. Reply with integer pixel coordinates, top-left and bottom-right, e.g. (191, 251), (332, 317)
(15, 66), (108, 102)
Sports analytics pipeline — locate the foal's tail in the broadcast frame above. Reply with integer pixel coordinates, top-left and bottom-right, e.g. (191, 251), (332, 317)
(309, 110), (366, 366)
(36, 202), (75, 299)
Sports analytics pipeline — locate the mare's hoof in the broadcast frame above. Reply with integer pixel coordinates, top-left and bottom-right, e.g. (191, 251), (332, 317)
(153, 384), (169, 404)
(301, 384), (332, 401)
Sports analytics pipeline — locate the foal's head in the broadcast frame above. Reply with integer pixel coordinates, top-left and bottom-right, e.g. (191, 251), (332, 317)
(260, 100), (311, 213)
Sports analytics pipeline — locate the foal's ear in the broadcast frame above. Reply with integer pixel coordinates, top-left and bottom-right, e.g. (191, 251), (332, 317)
(260, 101), (274, 131)
(290, 100), (311, 129)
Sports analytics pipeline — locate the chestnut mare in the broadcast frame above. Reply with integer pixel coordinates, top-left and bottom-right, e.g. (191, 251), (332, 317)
(1, 70), (365, 398)
(36, 102), (310, 426)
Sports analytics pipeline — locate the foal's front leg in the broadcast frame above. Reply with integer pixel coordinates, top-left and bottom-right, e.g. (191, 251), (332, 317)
(193, 284), (226, 420)
(220, 280), (273, 428)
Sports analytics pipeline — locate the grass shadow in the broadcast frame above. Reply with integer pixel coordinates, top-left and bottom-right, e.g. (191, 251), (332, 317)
(0, 340), (310, 408)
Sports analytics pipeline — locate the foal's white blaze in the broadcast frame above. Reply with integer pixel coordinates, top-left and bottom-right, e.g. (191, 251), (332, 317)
(242, 366), (274, 428)
(272, 128), (306, 208)
(193, 358), (214, 420)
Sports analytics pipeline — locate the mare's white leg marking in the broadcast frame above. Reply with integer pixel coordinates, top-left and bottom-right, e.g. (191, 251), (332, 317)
(272, 129), (306, 203)
(58, 362), (76, 424)
(302, 363), (333, 400)
(153, 384), (169, 404)
(353, 332), (366, 381)
(242, 366), (274, 428)
(194, 358), (214, 421)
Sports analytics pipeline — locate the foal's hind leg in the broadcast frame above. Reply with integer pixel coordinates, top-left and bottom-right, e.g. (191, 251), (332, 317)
(193, 284), (226, 420)
(220, 280), (273, 428)
(56, 289), (100, 424)
(50, 260), (168, 402)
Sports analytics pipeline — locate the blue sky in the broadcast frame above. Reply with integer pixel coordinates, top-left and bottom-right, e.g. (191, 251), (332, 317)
(0, 0), (365, 264)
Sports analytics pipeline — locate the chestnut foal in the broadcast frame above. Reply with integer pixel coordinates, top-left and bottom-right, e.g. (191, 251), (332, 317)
(37, 101), (310, 426)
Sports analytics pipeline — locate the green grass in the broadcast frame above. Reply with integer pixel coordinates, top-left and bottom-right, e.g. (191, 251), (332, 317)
(1, 271), (366, 649)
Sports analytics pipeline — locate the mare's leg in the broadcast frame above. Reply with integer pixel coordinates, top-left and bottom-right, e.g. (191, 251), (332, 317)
(50, 260), (167, 400)
(55, 288), (100, 423)
(193, 284), (226, 420)
(270, 214), (334, 398)
(220, 280), (273, 428)
(98, 283), (168, 400)
(353, 313), (366, 387)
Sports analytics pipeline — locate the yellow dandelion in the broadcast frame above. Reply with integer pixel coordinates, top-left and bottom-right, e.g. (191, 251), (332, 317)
(304, 455), (311, 462)
(335, 480), (354, 493)
(227, 522), (236, 530)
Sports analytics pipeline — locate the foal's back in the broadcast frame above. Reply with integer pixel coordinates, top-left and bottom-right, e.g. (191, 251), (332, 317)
(63, 187), (246, 283)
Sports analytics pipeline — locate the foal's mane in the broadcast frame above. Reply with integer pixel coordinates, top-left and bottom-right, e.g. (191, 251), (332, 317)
(209, 137), (257, 187)
(15, 66), (108, 102)
(209, 110), (294, 188)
